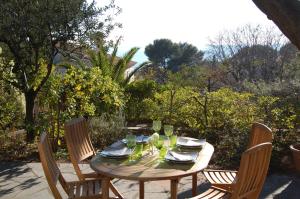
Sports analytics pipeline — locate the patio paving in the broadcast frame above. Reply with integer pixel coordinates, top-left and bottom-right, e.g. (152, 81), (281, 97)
(0, 161), (299, 199)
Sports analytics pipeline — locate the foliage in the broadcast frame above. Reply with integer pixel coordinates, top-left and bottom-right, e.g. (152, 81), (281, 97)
(142, 85), (197, 125)
(206, 24), (298, 88)
(88, 37), (151, 86)
(127, 84), (299, 168)
(0, 82), (24, 133)
(0, 49), (24, 133)
(0, 136), (38, 161)
(89, 111), (126, 149)
(0, 0), (120, 141)
(125, 80), (160, 121)
(36, 66), (125, 148)
(145, 39), (204, 73)
(145, 39), (176, 69)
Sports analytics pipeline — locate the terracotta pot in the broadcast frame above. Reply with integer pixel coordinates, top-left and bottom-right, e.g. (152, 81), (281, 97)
(290, 144), (300, 171)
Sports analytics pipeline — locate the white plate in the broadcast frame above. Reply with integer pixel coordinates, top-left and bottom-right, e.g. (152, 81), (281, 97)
(122, 135), (150, 144)
(99, 146), (132, 158)
(176, 137), (206, 148)
(165, 150), (198, 163)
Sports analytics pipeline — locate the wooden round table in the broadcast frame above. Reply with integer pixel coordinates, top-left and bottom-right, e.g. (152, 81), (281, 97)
(90, 141), (214, 199)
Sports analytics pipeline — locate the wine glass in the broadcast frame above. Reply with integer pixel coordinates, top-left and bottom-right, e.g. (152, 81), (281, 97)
(152, 120), (161, 133)
(164, 125), (173, 149)
(126, 134), (136, 161)
(154, 137), (164, 150)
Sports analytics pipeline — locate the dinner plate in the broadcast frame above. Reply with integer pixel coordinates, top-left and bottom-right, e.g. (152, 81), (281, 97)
(99, 146), (132, 158)
(176, 137), (206, 148)
(122, 135), (150, 144)
(165, 150), (198, 163)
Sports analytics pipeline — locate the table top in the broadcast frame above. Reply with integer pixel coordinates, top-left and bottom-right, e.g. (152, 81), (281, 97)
(90, 140), (214, 181)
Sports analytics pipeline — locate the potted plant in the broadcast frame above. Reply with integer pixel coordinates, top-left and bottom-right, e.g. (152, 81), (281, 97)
(290, 133), (300, 172)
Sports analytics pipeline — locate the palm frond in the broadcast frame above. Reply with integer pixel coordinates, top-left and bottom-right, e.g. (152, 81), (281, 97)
(123, 61), (151, 85)
(113, 47), (139, 83)
(110, 37), (121, 67)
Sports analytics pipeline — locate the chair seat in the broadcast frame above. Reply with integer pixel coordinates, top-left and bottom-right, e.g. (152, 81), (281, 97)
(82, 171), (104, 179)
(68, 179), (102, 199)
(189, 188), (230, 199)
(204, 169), (237, 184)
(68, 179), (119, 199)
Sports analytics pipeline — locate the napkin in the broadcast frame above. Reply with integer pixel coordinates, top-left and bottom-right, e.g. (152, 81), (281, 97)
(177, 137), (206, 147)
(169, 151), (193, 161)
(186, 139), (205, 146)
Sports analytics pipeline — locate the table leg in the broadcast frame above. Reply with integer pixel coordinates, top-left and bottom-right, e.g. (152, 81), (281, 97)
(102, 177), (110, 199)
(170, 179), (179, 199)
(192, 173), (197, 196)
(139, 181), (145, 199)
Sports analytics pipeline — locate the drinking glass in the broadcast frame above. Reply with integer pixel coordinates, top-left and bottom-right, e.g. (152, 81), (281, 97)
(155, 137), (164, 150)
(164, 125), (173, 148)
(152, 120), (161, 133)
(170, 135), (177, 149)
(126, 134), (136, 161)
(134, 144), (143, 159)
(159, 146), (167, 160)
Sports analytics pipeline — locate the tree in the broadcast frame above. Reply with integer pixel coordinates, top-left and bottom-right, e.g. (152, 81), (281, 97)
(230, 45), (278, 82)
(278, 43), (299, 81)
(207, 24), (286, 86)
(168, 43), (204, 71)
(145, 39), (203, 72)
(0, 0), (120, 141)
(88, 38), (151, 86)
(252, 0), (300, 50)
(145, 39), (176, 69)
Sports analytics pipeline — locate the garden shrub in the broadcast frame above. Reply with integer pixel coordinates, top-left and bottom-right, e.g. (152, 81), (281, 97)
(0, 81), (24, 133)
(142, 85), (198, 126)
(124, 82), (300, 169)
(36, 66), (125, 149)
(125, 80), (160, 122)
(88, 111), (126, 149)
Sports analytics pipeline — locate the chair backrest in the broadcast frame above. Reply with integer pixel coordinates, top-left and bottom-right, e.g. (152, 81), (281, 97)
(64, 117), (95, 180)
(248, 123), (272, 148)
(231, 142), (272, 199)
(38, 132), (68, 199)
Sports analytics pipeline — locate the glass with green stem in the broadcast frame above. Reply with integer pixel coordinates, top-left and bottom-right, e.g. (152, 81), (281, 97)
(164, 125), (173, 149)
(155, 136), (167, 161)
(126, 134), (136, 161)
(152, 120), (161, 134)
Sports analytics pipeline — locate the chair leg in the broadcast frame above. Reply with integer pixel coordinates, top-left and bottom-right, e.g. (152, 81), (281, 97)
(192, 173), (197, 196)
(109, 181), (124, 199)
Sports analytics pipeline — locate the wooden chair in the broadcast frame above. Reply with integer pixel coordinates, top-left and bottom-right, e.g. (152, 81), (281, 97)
(203, 123), (272, 191)
(38, 132), (112, 199)
(64, 117), (123, 199)
(189, 142), (272, 199)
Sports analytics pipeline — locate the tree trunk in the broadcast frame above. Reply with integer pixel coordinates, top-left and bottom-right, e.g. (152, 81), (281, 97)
(25, 90), (37, 142)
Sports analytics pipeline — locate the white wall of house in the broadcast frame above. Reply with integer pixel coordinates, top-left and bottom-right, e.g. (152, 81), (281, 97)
(125, 66), (135, 83)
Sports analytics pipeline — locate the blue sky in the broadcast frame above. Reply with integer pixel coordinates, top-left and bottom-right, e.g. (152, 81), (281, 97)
(97, 0), (279, 63)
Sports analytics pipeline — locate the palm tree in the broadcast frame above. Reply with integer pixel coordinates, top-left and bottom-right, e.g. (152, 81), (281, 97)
(89, 38), (151, 86)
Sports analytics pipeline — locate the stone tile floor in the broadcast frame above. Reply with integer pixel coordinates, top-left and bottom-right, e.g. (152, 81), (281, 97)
(0, 162), (299, 199)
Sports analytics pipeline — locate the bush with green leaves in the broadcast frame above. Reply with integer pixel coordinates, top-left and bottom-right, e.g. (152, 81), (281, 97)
(36, 66), (125, 149)
(125, 80), (160, 122)
(142, 85), (198, 125)
(0, 80), (24, 133)
(88, 111), (126, 149)
(129, 83), (299, 168)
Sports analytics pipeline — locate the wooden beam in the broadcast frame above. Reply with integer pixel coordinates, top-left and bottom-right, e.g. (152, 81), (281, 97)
(252, 0), (300, 50)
